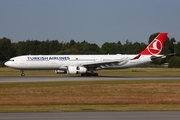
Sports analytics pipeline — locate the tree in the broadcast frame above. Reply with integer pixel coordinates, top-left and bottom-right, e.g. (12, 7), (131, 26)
(36, 40), (49, 55)
(0, 32), (179, 68)
(49, 40), (62, 54)
(176, 42), (180, 56)
(132, 42), (144, 54)
(148, 33), (159, 44)
(0, 37), (16, 61)
(100, 42), (119, 54)
(14, 41), (27, 55)
(122, 39), (133, 54)
(69, 39), (76, 47)
(168, 56), (180, 68)
(25, 40), (41, 54)
(81, 43), (100, 54)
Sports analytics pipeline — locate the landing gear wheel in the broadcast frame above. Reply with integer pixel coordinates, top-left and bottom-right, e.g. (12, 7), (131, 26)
(81, 73), (98, 76)
(93, 73), (98, 76)
(21, 73), (25, 77)
(81, 73), (86, 76)
(21, 70), (25, 77)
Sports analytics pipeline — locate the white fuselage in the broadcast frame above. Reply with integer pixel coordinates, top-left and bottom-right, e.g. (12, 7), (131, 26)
(5, 54), (153, 70)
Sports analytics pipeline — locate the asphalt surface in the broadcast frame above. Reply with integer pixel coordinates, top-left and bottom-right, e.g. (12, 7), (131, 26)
(0, 76), (180, 83)
(1, 111), (180, 120)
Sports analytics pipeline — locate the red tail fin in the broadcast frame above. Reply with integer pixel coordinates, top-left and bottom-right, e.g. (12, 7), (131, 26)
(139, 32), (168, 55)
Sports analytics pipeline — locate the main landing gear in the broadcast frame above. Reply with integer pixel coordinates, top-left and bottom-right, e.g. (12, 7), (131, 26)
(81, 67), (98, 76)
(21, 70), (25, 77)
(81, 72), (98, 76)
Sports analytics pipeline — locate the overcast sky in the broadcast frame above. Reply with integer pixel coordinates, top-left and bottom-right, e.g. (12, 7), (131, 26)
(0, 0), (180, 46)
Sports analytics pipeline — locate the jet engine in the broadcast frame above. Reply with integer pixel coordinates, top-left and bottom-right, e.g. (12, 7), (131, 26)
(67, 66), (87, 74)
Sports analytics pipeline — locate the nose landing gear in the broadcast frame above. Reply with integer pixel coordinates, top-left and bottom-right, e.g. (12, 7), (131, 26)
(21, 70), (25, 77)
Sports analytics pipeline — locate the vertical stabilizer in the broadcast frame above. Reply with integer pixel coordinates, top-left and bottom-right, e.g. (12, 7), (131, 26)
(139, 32), (168, 55)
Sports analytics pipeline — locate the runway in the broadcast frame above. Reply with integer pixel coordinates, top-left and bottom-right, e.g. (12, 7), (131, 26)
(0, 76), (180, 83)
(1, 111), (180, 120)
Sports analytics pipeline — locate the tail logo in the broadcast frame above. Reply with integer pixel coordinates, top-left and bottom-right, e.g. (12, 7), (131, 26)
(148, 39), (162, 55)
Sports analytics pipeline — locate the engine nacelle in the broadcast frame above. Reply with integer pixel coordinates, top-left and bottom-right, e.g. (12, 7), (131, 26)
(67, 66), (87, 74)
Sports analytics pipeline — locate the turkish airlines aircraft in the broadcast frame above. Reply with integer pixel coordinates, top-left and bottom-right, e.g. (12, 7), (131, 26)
(5, 32), (167, 76)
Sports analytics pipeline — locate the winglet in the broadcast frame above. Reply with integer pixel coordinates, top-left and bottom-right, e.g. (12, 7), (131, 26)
(138, 32), (168, 55)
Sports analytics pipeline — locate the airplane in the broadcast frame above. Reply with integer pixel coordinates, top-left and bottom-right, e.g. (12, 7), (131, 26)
(5, 32), (168, 76)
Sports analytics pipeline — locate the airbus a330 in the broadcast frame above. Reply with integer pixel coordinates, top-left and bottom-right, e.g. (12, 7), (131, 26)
(5, 32), (168, 76)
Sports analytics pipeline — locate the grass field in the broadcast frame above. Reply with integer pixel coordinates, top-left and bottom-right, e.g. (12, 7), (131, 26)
(0, 68), (180, 112)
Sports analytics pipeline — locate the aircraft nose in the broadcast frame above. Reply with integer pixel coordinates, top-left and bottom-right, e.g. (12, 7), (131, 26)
(4, 61), (10, 67)
(4, 61), (8, 66)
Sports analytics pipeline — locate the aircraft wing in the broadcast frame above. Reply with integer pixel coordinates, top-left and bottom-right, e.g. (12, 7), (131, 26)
(81, 60), (120, 67)
(60, 57), (130, 69)
(80, 57), (130, 67)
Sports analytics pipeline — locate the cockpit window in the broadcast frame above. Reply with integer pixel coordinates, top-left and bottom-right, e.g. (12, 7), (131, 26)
(9, 59), (14, 61)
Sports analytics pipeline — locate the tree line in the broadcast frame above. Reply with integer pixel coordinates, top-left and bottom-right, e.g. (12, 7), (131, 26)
(0, 33), (180, 67)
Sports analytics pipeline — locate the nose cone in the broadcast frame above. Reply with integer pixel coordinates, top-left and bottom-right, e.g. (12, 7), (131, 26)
(4, 61), (10, 67)
(4, 61), (17, 68)
(4, 58), (18, 69)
